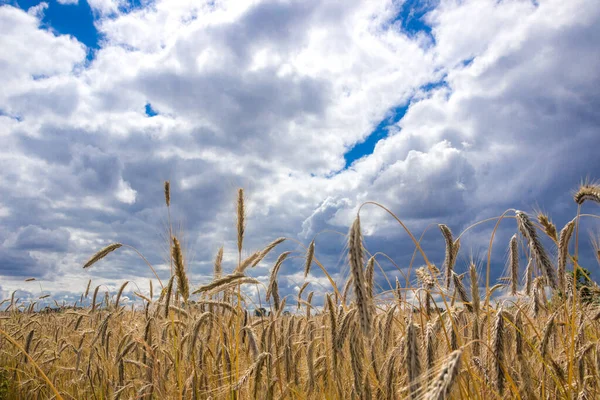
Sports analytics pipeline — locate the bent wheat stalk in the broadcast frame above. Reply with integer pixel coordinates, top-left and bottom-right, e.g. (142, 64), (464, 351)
(83, 243), (122, 268)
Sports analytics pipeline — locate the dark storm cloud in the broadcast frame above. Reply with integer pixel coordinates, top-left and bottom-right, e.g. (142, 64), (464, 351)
(0, 250), (47, 277)
(8, 225), (71, 252)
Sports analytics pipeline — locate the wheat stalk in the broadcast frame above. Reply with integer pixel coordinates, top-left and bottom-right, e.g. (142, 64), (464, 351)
(574, 183), (600, 205)
(452, 272), (472, 312)
(493, 307), (506, 396)
(509, 234), (519, 296)
(366, 256), (375, 300)
(425, 349), (463, 400)
(348, 215), (372, 335)
(164, 180), (170, 207)
(516, 211), (558, 289)
(83, 243), (123, 268)
(537, 212), (558, 242)
(237, 188), (245, 259)
(213, 246), (223, 279)
(439, 224), (457, 289)
(405, 319), (421, 398)
(164, 276), (174, 318)
(349, 320), (365, 397)
(266, 251), (291, 301)
(114, 281), (130, 309)
(303, 239), (315, 278)
(540, 311), (557, 356)
(558, 218), (575, 293)
(172, 237), (189, 302)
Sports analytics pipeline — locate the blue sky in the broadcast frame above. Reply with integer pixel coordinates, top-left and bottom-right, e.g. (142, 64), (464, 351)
(0, 0), (599, 307)
(10, 0), (99, 53)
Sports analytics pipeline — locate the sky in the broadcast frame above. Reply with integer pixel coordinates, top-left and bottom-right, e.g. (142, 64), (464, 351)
(0, 0), (599, 309)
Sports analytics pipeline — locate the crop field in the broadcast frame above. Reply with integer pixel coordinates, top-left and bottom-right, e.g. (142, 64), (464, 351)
(1, 183), (600, 399)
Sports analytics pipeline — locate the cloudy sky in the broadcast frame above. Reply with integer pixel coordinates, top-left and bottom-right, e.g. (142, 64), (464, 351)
(1, 0), (599, 308)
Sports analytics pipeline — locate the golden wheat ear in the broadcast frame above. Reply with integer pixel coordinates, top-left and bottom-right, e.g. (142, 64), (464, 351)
(515, 211), (558, 290)
(591, 231), (600, 266)
(164, 180), (170, 207)
(425, 349), (463, 400)
(536, 211), (558, 242)
(558, 218), (576, 292)
(213, 246), (224, 279)
(509, 234), (519, 296)
(171, 236), (189, 303)
(83, 243), (123, 268)
(348, 215), (372, 336)
(439, 224), (457, 289)
(237, 188), (245, 256)
(574, 182), (600, 205)
(303, 239), (315, 278)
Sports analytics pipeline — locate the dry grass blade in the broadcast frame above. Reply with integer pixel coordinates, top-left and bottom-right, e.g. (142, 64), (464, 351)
(83, 243), (123, 268)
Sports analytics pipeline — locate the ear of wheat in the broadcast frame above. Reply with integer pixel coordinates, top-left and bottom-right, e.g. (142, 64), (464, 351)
(4, 180), (599, 400)
(83, 243), (123, 268)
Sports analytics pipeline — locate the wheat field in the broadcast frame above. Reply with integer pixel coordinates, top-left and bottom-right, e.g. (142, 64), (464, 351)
(1, 183), (600, 399)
